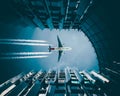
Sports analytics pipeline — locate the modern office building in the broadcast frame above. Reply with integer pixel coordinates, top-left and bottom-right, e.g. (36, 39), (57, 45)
(0, 68), (113, 96)
(0, 0), (120, 96)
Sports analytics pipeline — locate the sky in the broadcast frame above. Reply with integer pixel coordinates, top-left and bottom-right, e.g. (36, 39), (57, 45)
(0, 26), (99, 83)
(32, 28), (99, 71)
(0, 27), (99, 71)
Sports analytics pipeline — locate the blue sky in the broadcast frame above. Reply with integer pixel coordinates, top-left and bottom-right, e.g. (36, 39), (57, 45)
(0, 26), (99, 83)
(0, 26), (99, 72)
(32, 28), (99, 71)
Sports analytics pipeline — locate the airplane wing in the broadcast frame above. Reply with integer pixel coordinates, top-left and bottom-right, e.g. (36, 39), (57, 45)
(57, 35), (63, 47)
(58, 50), (63, 62)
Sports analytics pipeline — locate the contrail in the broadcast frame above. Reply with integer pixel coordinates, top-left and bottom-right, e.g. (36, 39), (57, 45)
(0, 39), (47, 43)
(0, 56), (48, 59)
(0, 42), (50, 46)
(1, 52), (51, 55)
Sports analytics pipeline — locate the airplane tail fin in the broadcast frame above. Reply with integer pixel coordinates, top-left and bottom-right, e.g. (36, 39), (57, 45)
(49, 46), (51, 52)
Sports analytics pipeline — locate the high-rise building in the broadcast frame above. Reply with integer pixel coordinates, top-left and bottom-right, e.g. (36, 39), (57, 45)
(0, 68), (114, 96)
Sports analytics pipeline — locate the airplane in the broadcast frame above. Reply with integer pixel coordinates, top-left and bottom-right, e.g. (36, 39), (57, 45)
(49, 35), (72, 62)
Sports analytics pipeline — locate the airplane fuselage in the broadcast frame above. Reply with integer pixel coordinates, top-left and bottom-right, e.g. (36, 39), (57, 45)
(49, 35), (72, 61)
(50, 47), (72, 51)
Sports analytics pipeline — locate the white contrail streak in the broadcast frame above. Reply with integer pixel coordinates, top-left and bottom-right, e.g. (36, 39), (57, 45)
(0, 42), (50, 46)
(0, 39), (47, 43)
(0, 56), (48, 59)
(1, 52), (51, 55)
